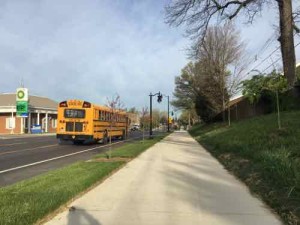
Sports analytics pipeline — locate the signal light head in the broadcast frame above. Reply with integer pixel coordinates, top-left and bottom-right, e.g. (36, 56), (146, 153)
(157, 93), (163, 103)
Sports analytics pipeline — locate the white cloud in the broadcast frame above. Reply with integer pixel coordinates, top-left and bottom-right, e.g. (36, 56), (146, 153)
(0, 0), (299, 112)
(0, 0), (189, 111)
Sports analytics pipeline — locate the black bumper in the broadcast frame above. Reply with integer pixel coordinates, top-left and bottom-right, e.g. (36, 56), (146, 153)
(56, 134), (94, 141)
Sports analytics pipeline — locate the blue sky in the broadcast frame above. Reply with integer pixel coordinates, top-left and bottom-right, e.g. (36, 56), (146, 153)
(0, 0), (299, 110)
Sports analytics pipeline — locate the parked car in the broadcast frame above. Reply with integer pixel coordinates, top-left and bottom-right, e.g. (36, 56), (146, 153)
(130, 124), (140, 131)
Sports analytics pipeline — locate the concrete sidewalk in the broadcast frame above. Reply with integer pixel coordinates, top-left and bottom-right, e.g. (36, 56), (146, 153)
(45, 131), (282, 225)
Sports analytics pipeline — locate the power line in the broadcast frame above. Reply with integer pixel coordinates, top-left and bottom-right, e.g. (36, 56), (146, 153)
(261, 41), (300, 73)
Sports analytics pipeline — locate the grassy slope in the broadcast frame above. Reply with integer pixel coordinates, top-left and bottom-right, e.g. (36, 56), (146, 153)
(189, 111), (300, 225)
(0, 134), (168, 225)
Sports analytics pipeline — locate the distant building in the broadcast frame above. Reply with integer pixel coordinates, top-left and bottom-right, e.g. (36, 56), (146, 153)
(0, 93), (57, 134)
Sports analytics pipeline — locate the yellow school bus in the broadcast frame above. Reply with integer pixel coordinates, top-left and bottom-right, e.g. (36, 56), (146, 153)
(56, 99), (129, 144)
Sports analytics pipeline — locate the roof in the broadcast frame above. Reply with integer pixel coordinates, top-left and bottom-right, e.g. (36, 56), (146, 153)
(0, 93), (57, 109)
(228, 95), (244, 107)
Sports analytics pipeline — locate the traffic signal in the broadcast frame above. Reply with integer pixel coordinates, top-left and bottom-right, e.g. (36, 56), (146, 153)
(157, 93), (163, 103)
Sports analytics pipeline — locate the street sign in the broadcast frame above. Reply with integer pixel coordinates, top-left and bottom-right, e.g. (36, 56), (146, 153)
(16, 88), (29, 117)
(16, 101), (28, 117)
(16, 88), (28, 101)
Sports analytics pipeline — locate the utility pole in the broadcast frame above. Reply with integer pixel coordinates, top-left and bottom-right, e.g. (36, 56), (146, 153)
(163, 94), (170, 132)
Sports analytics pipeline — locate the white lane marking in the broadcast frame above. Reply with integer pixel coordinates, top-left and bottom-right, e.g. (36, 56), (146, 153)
(0, 144), (58, 156)
(0, 139), (132, 174)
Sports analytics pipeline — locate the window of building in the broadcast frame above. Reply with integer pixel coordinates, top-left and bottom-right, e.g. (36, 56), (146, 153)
(52, 119), (57, 128)
(6, 117), (15, 129)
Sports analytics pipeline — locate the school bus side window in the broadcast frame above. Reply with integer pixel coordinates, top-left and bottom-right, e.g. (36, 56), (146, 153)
(99, 111), (102, 120)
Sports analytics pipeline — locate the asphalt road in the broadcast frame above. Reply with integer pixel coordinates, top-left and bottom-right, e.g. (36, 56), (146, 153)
(0, 131), (146, 187)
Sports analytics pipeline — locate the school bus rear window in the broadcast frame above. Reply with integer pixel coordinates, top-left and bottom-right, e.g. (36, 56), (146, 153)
(64, 109), (85, 118)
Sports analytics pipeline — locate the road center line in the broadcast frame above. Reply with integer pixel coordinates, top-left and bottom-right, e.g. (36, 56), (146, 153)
(0, 142), (27, 147)
(0, 140), (127, 174)
(0, 144), (58, 156)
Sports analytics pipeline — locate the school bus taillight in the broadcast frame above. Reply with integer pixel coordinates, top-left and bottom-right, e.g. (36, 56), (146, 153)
(59, 101), (68, 107)
(83, 101), (91, 108)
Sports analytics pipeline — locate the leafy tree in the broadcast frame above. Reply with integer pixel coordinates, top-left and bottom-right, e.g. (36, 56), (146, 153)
(264, 72), (288, 129)
(165, 0), (300, 87)
(178, 108), (198, 128)
(172, 61), (224, 122)
(242, 75), (266, 104)
(242, 71), (288, 129)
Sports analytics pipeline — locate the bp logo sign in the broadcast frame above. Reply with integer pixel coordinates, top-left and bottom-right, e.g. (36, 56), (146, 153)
(17, 90), (25, 99)
(16, 88), (29, 117)
(16, 88), (28, 101)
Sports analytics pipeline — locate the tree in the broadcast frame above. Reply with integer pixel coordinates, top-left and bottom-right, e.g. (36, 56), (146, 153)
(199, 23), (246, 123)
(128, 107), (138, 114)
(172, 23), (246, 124)
(178, 108), (198, 127)
(140, 107), (149, 143)
(106, 94), (124, 159)
(165, 0), (300, 87)
(242, 71), (288, 129)
(242, 74), (266, 104)
(264, 72), (288, 129)
(172, 61), (223, 122)
(152, 109), (161, 129)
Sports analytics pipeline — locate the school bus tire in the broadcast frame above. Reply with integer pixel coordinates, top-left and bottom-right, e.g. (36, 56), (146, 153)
(121, 130), (126, 140)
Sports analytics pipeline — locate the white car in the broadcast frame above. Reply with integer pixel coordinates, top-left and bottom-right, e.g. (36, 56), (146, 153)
(130, 124), (140, 131)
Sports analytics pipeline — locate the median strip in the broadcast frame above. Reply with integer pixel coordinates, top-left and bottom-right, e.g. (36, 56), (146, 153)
(0, 140), (123, 174)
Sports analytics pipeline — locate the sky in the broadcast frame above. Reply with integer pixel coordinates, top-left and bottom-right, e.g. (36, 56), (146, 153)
(0, 0), (299, 110)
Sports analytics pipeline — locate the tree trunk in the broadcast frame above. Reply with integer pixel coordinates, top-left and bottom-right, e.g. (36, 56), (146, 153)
(228, 106), (231, 126)
(277, 0), (296, 87)
(222, 94), (225, 122)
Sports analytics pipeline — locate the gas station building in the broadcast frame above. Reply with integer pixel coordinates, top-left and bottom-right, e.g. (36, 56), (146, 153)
(0, 93), (58, 134)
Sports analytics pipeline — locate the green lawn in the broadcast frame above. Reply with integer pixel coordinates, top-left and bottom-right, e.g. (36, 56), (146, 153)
(96, 134), (168, 159)
(0, 133), (169, 225)
(189, 111), (300, 224)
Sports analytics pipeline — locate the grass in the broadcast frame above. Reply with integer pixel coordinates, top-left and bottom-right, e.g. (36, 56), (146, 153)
(0, 133), (168, 225)
(96, 134), (169, 159)
(189, 111), (300, 225)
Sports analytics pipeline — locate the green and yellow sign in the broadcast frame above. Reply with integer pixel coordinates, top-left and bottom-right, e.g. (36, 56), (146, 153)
(16, 88), (29, 117)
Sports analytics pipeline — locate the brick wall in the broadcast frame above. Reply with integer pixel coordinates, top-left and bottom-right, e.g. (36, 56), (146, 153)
(0, 114), (22, 134)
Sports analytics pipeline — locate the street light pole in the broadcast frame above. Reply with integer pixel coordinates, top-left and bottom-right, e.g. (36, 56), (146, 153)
(163, 95), (170, 132)
(149, 91), (162, 137)
(167, 95), (170, 132)
(149, 93), (153, 137)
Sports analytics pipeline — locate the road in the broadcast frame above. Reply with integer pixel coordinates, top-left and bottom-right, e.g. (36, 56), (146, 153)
(0, 131), (145, 187)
